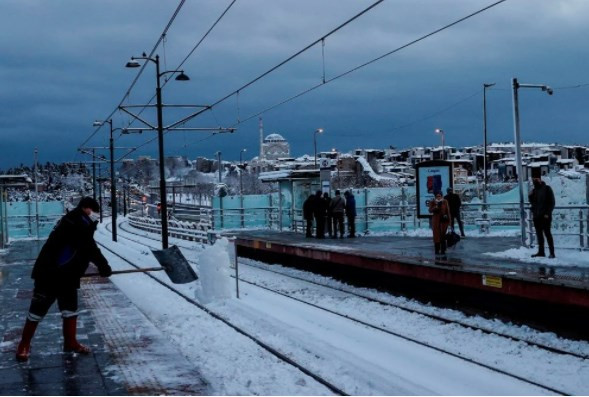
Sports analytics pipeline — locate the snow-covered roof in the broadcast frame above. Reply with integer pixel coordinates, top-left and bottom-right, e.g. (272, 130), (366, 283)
(527, 161), (550, 167)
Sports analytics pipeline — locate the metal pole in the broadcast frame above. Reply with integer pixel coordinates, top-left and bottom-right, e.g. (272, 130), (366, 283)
(483, 86), (488, 205)
(109, 120), (117, 242)
(34, 148), (40, 239)
(92, 149), (96, 201)
(314, 131), (317, 168)
(217, 151), (222, 183)
(511, 78), (527, 246)
(240, 149), (245, 228)
(123, 186), (127, 216)
(155, 55), (169, 249)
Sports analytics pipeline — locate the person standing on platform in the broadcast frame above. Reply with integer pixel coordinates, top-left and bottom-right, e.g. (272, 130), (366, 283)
(445, 187), (465, 237)
(313, 190), (326, 239)
(322, 192), (333, 238)
(330, 190), (346, 239)
(429, 191), (451, 257)
(15, 197), (112, 362)
(344, 190), (357, 238)
(529, 176), (556, 258)
(303, 194), (315, 238)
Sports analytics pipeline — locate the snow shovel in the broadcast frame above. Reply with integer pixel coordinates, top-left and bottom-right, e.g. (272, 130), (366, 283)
(86, 245), (198, 284)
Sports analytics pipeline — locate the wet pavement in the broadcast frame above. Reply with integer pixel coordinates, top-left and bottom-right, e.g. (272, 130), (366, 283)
(0, 240), (208, 395)
(232, 230), (589, 287)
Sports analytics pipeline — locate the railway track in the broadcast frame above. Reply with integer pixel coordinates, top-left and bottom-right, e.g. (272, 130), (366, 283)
(114, 219), (589, 361)
(95, 230), (347, 396)
(98, 221), (580, 394)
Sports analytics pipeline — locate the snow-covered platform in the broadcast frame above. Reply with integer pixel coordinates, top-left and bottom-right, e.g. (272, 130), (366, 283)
(0, 240), (208, 395)
(234, 231), (589, 311)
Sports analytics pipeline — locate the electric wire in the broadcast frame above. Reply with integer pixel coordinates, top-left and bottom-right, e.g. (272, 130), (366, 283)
(229, 0), (507, 128)
(77, 0), (187, 151)
(108, 0), (239, 157)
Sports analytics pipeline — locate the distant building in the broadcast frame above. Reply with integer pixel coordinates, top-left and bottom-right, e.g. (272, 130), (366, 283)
(262, 133), (290, 160)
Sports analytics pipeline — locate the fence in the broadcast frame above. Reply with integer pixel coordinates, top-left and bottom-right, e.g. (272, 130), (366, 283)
(208, 190), (589, 250)
(0, 199), (64, 247)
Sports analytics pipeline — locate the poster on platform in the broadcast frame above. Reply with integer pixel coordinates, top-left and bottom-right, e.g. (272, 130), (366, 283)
(415, 161), (453, 218)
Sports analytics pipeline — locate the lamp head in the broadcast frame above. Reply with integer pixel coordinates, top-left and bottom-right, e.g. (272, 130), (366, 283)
(175, 71), (190, 81)
(93, 121), (104, 127)
(542, 86), (553, 95)
(484, 83), (496, 88)
(316, 128), (324, 134)
(434, 128), (444, 135)
(125, 58), (141, 68)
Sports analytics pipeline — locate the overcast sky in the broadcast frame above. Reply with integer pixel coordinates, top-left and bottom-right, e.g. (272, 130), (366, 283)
(1, 0), (588, 169)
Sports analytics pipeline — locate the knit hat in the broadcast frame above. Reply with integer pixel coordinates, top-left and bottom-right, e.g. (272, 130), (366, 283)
(77, 197), (100, 212)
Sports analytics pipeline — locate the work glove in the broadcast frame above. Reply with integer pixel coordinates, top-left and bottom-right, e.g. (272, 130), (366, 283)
(99, 263), (112, 277)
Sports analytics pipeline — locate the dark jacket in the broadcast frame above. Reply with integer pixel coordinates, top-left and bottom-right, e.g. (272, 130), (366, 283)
(303, 196), (315, 221)
(330, 195), (346, 214)
(344, 193), (357, 217)
(529, 182), (555, 219)
(313, 192), (327, 218)
(32, 207), (109, 289)
(444, 192), (461, 215)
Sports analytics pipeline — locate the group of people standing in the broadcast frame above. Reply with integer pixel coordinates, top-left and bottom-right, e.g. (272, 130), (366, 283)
(303, 189), (356, 239)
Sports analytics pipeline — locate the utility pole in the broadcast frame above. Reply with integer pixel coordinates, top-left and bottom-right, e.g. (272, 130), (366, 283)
(34, 148), (40, 239)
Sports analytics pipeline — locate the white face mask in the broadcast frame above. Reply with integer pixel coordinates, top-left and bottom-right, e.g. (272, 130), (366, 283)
(89, 212), (100, 222)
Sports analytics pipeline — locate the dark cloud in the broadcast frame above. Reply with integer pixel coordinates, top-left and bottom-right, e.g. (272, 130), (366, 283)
(1, 0), (588, 169)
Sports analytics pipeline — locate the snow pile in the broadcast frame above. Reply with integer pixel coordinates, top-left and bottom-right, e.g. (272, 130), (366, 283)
(357, 156), (391, 181)
(484, 246), (589, 267)
(195, 237), (233, 303)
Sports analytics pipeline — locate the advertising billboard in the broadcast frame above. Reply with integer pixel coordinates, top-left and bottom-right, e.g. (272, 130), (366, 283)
(415, 161), (453, 218)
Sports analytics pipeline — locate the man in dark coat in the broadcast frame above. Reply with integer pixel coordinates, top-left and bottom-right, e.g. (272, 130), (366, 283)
(16, 197), (112, 361)
(344, 190), (357, 238)
(302, 194), (315, 238)
(329, 190), (346, 238)
(322, 192), (333, 238)
(445, 188), (465, 237)
(313, 190), (326, 239)
(529, 177), (556, 258)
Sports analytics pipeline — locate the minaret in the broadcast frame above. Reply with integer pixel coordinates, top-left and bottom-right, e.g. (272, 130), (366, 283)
(259, 117), (264, 161)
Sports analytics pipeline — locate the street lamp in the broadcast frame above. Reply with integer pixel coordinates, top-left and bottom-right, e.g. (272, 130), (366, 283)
(434, 128), (445, 160)
(239, 148), (247, 227)
(511, 77), (553, 246)
(126, 54), (190, 249)
(93, 119), (123, 242)
(216, 151), (222, 183)
(482, 83), (495, 206)
(239, 148), (247, 194)
(314, 128), (324, 168)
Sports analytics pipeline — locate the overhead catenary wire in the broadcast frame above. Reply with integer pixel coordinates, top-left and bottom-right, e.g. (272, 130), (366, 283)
(77, 0), (187, 151)
(102, 0), (239, 159)
(228, 0), (508, 128)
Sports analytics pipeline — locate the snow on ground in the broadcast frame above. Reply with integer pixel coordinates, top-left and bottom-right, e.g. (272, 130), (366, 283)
(484, 246), (589, 267)
(93, 218), (589, 395)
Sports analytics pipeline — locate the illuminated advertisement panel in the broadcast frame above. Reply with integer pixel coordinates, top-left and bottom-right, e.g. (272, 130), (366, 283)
(415, 161), (453, 218)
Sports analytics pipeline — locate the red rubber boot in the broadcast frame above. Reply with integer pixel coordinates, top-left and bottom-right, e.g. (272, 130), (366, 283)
(16, 319), (39, 361)
(63, 317), (91, 354)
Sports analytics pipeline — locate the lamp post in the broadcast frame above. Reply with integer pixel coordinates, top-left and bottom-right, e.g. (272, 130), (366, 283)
(239, 148), (247, 228)
(482, 83), (495, 206)
(511, 78), (553, 246)
(216, 151), (222, 183)
(239, 148), (247, 196)
(434, 128), (445, 160)
(34, 148), (39, 239)
(314, 128), (324, 168)
(126, 54), (190, 249)
(93, 119), (121, 242)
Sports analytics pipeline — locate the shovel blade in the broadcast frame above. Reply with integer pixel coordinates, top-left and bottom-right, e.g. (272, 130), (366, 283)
(151, 245), (198, 284)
